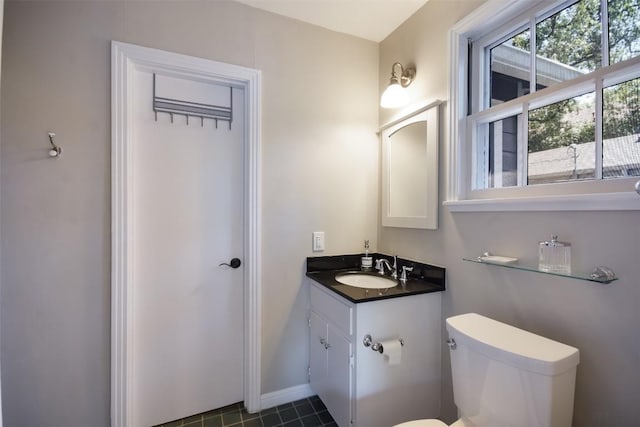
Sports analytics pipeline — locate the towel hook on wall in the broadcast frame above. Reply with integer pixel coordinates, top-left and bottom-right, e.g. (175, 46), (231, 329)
(48, 132), (62, 158)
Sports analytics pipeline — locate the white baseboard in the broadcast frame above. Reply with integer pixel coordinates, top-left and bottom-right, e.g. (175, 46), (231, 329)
(260, 383), (314, 410)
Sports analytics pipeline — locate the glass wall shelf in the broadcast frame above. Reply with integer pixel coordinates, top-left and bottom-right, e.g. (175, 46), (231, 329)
(462, 257), (618, 284)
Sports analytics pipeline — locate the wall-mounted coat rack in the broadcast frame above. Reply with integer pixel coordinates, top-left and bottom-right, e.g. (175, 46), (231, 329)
(152, 74), (233, 129)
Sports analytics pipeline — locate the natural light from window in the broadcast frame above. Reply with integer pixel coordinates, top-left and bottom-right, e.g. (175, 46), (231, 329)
(463, 0), (640, 204)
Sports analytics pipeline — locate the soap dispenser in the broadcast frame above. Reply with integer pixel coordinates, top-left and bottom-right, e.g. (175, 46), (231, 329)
(538, 235), (571, 274)
(361, 240), (373, 271)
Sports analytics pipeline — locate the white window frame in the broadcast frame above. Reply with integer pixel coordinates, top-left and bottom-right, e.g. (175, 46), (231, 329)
(445, 0), (640, 211)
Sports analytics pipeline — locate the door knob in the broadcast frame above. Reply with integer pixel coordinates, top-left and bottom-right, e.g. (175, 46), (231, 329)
(219, 258), (242, 269)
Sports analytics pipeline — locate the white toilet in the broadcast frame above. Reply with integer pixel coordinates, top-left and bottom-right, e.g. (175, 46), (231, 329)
(395, 313), (580, 427)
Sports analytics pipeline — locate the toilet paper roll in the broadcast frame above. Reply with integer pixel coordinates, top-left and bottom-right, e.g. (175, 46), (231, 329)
(380, 339), (402, 366)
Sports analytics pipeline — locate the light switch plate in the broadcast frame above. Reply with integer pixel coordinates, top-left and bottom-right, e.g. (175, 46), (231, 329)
(312, 232), (325, 252)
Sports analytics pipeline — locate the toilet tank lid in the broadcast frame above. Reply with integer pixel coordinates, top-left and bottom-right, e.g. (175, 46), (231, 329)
(446, 313), (580, 376)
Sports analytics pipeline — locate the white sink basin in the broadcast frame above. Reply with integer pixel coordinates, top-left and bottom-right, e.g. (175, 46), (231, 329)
(335, 272), (397, 289)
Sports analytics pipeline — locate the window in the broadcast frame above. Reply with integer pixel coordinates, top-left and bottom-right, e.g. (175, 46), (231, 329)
(448, 0), (640, 210)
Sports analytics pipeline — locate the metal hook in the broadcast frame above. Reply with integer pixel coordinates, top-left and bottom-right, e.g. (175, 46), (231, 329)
(48, 132), (62, 158)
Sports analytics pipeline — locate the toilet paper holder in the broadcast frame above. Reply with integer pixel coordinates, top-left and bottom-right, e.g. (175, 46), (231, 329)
(363, 334), (404, 353)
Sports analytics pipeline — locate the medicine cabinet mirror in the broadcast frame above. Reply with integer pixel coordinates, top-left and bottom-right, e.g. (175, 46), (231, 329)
(380, 101), (440, 229)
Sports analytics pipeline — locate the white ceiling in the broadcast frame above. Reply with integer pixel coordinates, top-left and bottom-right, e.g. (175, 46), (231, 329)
(234, 0), (429, 42)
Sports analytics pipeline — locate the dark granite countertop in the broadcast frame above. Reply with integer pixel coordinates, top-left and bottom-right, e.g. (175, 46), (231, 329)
(306, 254), (445, 303)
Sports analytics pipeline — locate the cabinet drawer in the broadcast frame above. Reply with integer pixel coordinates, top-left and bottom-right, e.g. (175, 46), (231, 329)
(310, 284), (352, 336)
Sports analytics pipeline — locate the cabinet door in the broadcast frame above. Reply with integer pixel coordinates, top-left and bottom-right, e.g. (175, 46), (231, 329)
(309, 311), (328, 400)
(324, 323), (352, 427)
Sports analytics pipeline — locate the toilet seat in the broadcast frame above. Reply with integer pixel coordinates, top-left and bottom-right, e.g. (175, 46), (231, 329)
(393, 420), (448, 427)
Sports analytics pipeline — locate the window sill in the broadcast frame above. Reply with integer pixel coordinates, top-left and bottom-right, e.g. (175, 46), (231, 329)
(443, 191), (640, 212)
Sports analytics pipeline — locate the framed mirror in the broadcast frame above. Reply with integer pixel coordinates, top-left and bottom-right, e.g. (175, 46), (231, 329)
(380, 101), (440, 229)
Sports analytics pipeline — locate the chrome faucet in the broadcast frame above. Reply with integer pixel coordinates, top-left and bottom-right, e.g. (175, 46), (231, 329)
(400, 265), (414, 283)
(375, 256), (398, 279)
(391, 256), (398, 279)
(375, 258), (392, 275)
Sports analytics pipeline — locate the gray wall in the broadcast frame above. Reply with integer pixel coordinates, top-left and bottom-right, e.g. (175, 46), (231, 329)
(4, 0), (639, 426)
(0, 1), (4, 425)
(0, 1), (379, 425)
(379, 1), (640, 425)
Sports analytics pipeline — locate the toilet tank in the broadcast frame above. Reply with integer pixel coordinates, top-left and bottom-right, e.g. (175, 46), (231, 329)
(446, 313), (579, 427)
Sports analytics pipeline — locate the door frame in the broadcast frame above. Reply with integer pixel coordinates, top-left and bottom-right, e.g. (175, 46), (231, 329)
(110, 41), (262, 426)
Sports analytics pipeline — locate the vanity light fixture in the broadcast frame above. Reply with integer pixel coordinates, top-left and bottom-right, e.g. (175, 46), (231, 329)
(380, 62), (415, 108)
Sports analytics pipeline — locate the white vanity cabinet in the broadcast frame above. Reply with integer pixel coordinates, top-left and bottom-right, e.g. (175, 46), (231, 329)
(308, 279), (442, 427)
(309, 284), (354, 427)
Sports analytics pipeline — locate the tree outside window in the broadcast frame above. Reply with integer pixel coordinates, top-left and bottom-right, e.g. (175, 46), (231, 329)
(486, 0), (640, 187)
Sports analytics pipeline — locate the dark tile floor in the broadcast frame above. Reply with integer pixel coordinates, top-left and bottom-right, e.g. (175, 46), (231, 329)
(156, 396), (337, 427)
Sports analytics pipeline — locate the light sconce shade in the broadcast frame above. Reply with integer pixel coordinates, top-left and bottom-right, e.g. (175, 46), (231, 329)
(380, 62), (415, 108)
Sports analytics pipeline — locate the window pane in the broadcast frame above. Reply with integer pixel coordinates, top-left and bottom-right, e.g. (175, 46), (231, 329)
(603, 76), (640, 178)
(490, 30), (531, 106)
(536, 0), (601, 89)
(608, 0), (640, 64)
(528, 92), (596, 184)
(488, 115), (521, 187)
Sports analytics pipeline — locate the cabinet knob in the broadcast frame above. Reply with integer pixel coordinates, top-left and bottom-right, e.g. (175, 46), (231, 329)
(324, 342), (331, 350)
(320, 337), (326, 345)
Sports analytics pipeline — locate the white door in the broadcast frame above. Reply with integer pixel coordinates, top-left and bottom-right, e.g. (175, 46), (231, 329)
(309, 311), (328, 399)
(309, 312), (352, 427)
(131, 69), (244, 427)
(325, 324), (352, 427)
